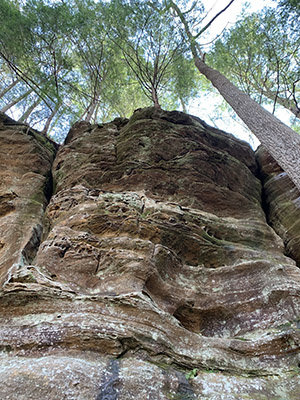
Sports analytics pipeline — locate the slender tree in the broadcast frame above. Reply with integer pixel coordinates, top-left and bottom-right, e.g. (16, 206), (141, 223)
(0, 88), (33, 113)
(0, 78), (20, 99)
(18, 96), (42, 122)
(209, 10), (300, 119)
(108, 0), (199, 110)
(168, 0), (300, 191)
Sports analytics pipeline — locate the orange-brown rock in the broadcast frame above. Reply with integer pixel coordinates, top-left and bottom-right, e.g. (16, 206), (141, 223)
(0, 108), (300, 399)
(0, 112), (57, 285)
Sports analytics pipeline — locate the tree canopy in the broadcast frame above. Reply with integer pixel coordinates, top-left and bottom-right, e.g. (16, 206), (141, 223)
(0, 0), (203, 140)
(208, 8), (300, 124)
(0, 0), (299, 157)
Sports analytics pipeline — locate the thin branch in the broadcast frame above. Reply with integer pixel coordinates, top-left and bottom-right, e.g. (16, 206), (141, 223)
(194, 0), (236, 39)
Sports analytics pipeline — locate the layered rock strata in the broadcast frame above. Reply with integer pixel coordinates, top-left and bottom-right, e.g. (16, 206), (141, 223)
(0, 112), (56, 285)
(257, 146), (300, 266)
(0, 108), (300, 399)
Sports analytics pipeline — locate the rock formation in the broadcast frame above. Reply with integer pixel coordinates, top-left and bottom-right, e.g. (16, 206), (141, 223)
(257, 147), (300, 267)
(0, 108), (299, 399)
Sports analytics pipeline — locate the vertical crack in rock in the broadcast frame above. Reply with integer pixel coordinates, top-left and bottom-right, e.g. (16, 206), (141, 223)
(175, 371), (197, 400)
(21, 224), (43, 265)
(16, 170), (55, 266)
(43, 169), (55, 204)
(96, 359), (120, 400)
(19, 175), (55, 270)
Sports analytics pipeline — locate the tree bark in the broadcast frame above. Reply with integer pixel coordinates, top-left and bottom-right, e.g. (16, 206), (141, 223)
(84, 99), (98, 123)
(84, 86), (102, 123)
(180, 97), (187, 113)
(151, 86), (161, 109)
(194, 57), (300, 191)
(41, 105), (58, 135)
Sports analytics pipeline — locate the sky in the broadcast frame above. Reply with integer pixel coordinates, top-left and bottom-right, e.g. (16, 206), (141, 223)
(188, 0), (285, 149)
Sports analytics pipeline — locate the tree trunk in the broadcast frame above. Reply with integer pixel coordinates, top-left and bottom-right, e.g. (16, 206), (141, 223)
(41, 105), (58, 135)
(170, 0), (300, 189)
(92, 101), (101, 124)
(0, 78), (19, 99)
(83, 85), (102, 123)
(194, 57), (300, 191)
(180, 97), (187, 113)
(0, 89), (32, 113)
(151, 86), (161, 109)
(84, 98), (98, 123)
(18, 97), (42, 123)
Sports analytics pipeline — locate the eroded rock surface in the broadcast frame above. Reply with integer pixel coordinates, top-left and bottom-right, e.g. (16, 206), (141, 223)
(0, 112), (57, 285)
(1, 108), (300, 399)
(257, 146), (300, 267)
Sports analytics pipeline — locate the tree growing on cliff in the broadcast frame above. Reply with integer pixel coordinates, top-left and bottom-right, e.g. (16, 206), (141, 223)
(0, 0), (201, 133)
(1, 0), (300, 171)
(107, 0), (200, 110)
(168, 0), (300, 192)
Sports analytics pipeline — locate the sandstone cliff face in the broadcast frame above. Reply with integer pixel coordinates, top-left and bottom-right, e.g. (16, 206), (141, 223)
(0, 108), (300, 399)
(0, 113), (56, 285)
(256, 147), (300, 267)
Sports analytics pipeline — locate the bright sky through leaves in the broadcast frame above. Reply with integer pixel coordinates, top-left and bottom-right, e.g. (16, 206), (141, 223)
(190, 0), (283, 149)
(1, 0), (294, 148)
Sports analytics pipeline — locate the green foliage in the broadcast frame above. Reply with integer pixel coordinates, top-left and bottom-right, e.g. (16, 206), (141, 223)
(279, 0), (300, 23)
(208, 7), (300, 119)
(1, 0), (297, 144)
(0, 0), (201, 140)
(185, 368), (198, 380)
(0, 0), (32, 59)
(107, 0), (194, 109)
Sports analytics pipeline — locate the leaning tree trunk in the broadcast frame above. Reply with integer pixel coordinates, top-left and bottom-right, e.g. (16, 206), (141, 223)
(194, 57), (300, 191)
(0, 78), (19, 99)
(41, 104), (59, 135)
(0, 89), (32, 113)
(18, 97), (42, 123)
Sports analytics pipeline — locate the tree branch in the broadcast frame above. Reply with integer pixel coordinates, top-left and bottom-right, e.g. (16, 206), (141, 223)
(194, 0), (236, 39)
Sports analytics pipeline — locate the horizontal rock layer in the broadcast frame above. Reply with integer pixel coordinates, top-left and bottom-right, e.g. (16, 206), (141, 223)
(0, 108), (300, 398)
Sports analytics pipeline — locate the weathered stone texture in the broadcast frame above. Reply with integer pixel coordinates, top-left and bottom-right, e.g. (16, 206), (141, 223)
(257, 146), (300, 266)
(1, 108), (300, 399)
(0, 112), (56, 285)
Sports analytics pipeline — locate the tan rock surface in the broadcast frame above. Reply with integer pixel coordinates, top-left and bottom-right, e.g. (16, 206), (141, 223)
(1, 108), (300, 399)
(0, 112), (56, 285)
(257, 146), (300, 266)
